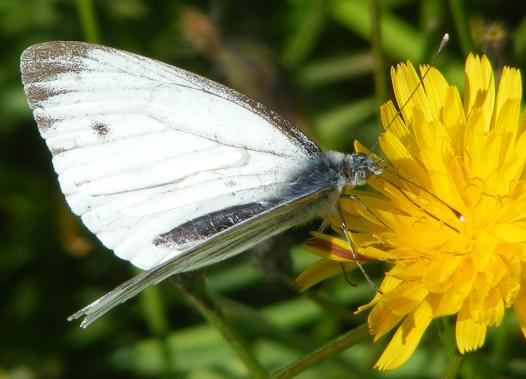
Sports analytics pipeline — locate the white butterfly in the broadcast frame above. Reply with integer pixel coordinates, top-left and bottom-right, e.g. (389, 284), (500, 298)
(20, 41), (383, 327)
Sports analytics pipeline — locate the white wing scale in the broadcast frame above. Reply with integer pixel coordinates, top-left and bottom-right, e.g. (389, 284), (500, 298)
(21, 41), (321, 270)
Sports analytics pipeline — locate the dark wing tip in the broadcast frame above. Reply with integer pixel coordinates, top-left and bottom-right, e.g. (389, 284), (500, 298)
(20, 41), (93, 84)
(20, 41), (96, 113)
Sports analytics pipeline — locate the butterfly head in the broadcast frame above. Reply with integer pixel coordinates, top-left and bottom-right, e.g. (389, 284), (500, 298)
(343, 153), (383, 187)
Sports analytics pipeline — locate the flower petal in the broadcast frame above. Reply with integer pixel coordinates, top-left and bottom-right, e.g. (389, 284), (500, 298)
(456, 303), (487, 353)
(512, 271), (526, 339)
(464, 54), (495, 132)
(374, 302), (433, 370)
(420, 65), (449, 122)
(296, 258), (357, 291)
(391, 62), (431, 126)
(442, 85), (466, 155)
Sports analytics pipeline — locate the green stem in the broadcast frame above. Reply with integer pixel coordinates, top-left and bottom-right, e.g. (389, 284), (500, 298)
(436, 318), (464, 379)
(369, 0), (388, 106)
(173, 275), (268, 379)
(218, 296), (358, 374)
(139, 283), (177, 378)
(440, 351), (464, 379)
(448, 0), (475, 54)
(303, 290), (358, 321)
(271, 323), (370, 379)
(75, 0), (100, 43)
(280, 275), (357, 321)
(491, 311), (511, 372)
(282, 0), (326, 68)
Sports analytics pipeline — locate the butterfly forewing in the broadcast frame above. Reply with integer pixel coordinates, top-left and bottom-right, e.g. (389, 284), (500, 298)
(20, 41), (322, 270)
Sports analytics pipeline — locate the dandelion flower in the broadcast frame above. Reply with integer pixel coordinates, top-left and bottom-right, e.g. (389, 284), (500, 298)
(298, 54), (526, 370)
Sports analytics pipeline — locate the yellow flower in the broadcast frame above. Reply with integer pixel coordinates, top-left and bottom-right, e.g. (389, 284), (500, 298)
(298, 54), (526, 370)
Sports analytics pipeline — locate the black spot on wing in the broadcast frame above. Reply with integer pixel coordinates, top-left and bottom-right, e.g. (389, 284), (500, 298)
(153, 201), (279, 249)
(91, 121), (110, 136)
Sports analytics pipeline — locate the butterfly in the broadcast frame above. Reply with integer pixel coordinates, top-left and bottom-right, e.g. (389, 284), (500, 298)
(20, 41), (383, 327)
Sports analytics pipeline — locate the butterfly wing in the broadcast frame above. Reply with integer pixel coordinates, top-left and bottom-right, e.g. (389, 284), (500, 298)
(21, 41), (322, 270)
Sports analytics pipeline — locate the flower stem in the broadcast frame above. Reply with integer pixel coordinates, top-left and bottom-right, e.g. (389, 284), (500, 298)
(271, 323), (370, 379)
(139, 283), (178, 378)
(440, 351), (464, 379)
(448, 0), (475, 54)
(370, 0), (388, 106)
(173, 274), (268, 379)
(75, 0), (100, 43)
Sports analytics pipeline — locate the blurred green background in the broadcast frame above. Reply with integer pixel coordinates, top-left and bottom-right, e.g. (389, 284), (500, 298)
(2, 1), (526, 378)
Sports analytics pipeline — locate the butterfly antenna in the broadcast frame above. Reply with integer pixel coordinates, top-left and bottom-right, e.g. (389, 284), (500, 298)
(377, 172), (460, 233)
(336, 34), (450, 294)
(369, 33), (450, 154)
(382, 165), (462, 218)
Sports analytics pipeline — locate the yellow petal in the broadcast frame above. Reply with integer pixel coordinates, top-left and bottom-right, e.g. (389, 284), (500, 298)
(303, 233), (355, 262)
(379, 101), (412, 146)
(380, 281), (429, 316)
(426, 291), (463, 317)
(493, 223), (526, 243)
(368, 302), (404, 340)
(493, 66), (522, 137)
(463, 108), (487, 180)
(508, 128), (526, 177)
(483, 98), (521, 181)
(425, 259), (477, 318)
(512, 277), (526, 339)
(456, 303), (487, 353)
(442, 85), (466, 155)
(497, 256), (522, 306)
(476, 291), (505, 327)
(379, 129), (427, 181)
(391, 62), (431, 126)
(464, 54), (495, 132)
(296, 258), (357, 291)
(374, 302), (433, 370)
(410, 111), (465, 209)
(423, 255), (462, 290)
(420, 65), (449, 122)
(356, 275), (403, 314)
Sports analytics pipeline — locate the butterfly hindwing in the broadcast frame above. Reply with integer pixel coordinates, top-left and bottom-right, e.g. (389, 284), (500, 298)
(69, 186), (331, 327)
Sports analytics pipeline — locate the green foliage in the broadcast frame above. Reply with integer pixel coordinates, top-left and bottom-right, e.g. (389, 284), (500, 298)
(2, 0), (526, 378)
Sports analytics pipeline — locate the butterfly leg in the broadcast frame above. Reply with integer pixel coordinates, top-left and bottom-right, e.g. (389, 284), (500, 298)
(339, 262), (357, 287)
(337, 203), (381, 293)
